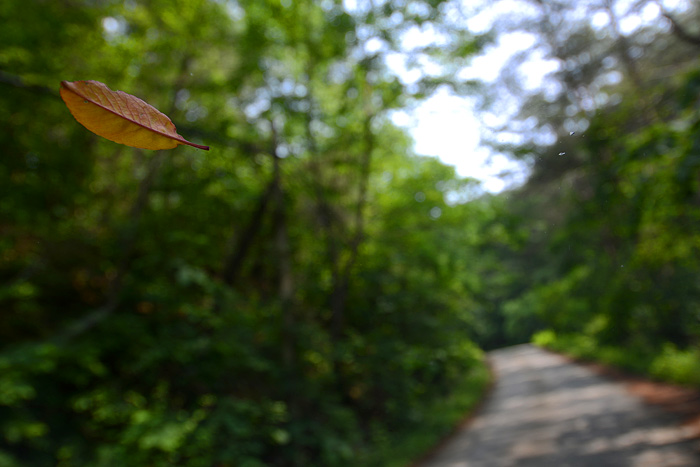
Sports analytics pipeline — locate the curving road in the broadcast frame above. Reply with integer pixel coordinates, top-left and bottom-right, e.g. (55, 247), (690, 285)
(420, 344), (700, 467)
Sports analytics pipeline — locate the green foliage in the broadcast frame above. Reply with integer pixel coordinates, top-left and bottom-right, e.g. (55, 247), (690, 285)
(516, 63), (700, 385)
(0, 1), (488, 465)
(362, 352), (490, 467)
(454, 1), (700, 385)
(650, 345), (700, 386)
(532, 331), (652, 374)
(534, 331), (700, 387)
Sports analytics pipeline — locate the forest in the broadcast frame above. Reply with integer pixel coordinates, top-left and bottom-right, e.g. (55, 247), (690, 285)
(2, 0), (700, 465)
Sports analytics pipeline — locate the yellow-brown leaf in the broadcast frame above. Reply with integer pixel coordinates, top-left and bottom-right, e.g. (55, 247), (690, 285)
(59, 80), (209, 151)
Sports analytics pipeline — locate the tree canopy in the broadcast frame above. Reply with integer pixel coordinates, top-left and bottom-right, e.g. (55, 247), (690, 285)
(1, 1), (488, 465)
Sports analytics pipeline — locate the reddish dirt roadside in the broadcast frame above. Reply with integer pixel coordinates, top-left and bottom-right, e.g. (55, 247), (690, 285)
(566, 353), (700, 442)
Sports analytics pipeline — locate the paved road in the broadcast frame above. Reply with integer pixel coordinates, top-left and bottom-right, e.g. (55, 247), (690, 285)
(420, 344), (700, 467)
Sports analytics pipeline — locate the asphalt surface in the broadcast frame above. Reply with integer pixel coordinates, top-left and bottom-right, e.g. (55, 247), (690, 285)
(420, 344), (700, 467)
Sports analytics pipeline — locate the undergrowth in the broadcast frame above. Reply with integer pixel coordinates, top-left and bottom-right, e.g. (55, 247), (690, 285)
(533, 330), (700, 387)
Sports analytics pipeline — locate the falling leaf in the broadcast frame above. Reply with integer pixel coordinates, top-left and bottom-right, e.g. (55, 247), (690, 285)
(59, 80), (209, 151)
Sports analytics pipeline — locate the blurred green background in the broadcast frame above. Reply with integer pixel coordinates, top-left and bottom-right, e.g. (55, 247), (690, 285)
(2, 0), (700, 465)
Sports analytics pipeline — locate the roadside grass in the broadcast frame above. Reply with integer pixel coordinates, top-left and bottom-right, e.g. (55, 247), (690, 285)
(362, 359), (491, 467)
(532, 329), (700, 387)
